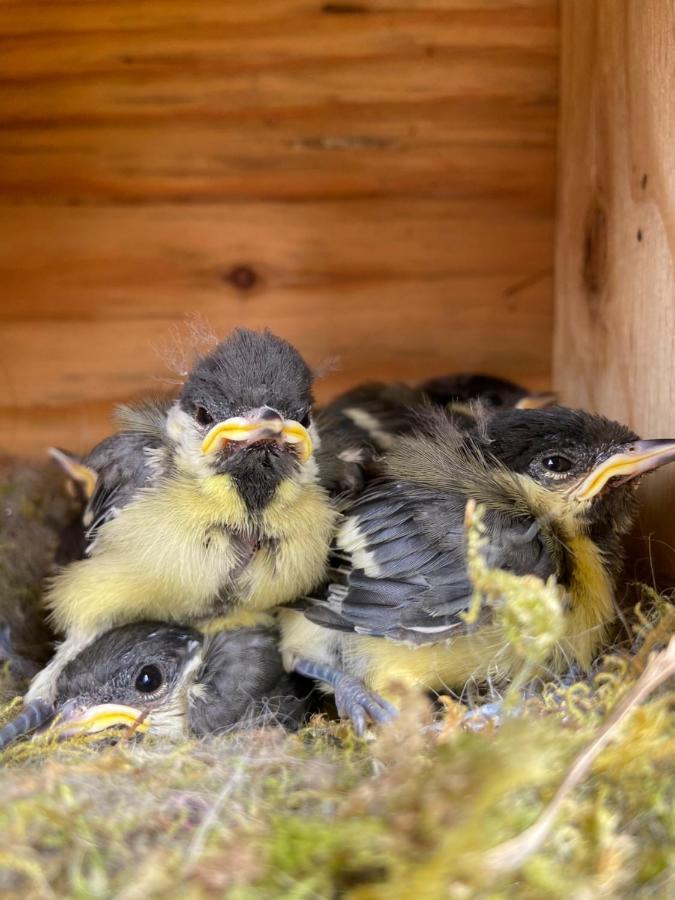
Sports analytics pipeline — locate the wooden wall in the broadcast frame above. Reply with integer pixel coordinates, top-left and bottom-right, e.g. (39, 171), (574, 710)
(0, 1), (558, 457)
(553, 0), (675, 579)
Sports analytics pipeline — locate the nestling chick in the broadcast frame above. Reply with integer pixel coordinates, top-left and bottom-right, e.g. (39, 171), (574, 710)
(281, 407), (675, 732)
(316, 375), (555, 499)
(0, 454), (87, 675)
(315, 382), (420, 499)
(418, 373), (555, 417)
(26, 329), (337, 703)
(0, 623), (311, 750)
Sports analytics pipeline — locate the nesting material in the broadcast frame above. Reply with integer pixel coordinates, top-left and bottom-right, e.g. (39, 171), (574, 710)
(0, 561), (671, 898)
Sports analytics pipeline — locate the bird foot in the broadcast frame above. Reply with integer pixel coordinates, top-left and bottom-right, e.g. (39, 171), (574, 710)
(293, 658), (397, 736)
(462, 701), (504, 731)
(334, 675), (398, 737)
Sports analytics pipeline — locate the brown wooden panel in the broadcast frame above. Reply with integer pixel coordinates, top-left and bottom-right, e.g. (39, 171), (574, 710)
(0, 0), (558, 457)
(553, 0), (675, 579)
(0, 200), (554, 321)
(0, 118), (555, 207)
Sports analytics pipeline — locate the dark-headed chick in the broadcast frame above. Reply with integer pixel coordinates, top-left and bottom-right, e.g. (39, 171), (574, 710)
(26, 329), (337, 706)
(282, 407), (675, 733)
(1, 622), (311, 750)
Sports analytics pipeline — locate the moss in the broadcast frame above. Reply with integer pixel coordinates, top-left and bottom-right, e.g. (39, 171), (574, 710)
(0, 642), (671, 898)
(0, 500), (672, 897)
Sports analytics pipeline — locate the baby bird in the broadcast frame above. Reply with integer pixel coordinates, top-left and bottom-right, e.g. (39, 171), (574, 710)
(315, 374), (555, 499)
(282, 407), (675, 732)
(26, 329), (337, 703)
(0, 622), (311, 749)
(418, 373), (555, 417)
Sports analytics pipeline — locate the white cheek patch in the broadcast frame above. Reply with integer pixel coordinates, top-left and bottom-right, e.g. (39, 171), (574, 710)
(165, 402), (189, 443)
(281, 420), (321, 488)
(166, 404), (211, 475)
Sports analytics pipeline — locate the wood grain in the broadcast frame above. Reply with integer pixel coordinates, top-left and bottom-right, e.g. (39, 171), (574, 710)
(0, 0), (558, 457)
(553, 0), (675, 580)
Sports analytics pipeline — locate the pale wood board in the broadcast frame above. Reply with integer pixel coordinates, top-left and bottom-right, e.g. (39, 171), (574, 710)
(553, 0), (675, 579)
(0, 0), (558, 457)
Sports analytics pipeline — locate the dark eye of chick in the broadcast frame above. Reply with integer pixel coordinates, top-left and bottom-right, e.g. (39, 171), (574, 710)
(195, 405), (213, 427)
(484, 391), (503, 407)
(299, 412), (311, 428)
(134, 664), (164, 694)
(542, 454), (573, 473)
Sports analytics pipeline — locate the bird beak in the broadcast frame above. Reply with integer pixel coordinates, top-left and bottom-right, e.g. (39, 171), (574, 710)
(201, 409), (313, 462)
(446, 401), (474, 417)
(52, 702), (149, 739)
(515, 392), (558, 410)
(572, 439), (675, 501)
(48, 447), (98, 499)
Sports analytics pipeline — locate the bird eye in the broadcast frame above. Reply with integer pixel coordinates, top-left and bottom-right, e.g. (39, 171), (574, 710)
(195, 406), (213, 427)
(299, 412), (311, 428)
(134, 664), (164, 694)
(542, 454), (573, 474)
(484, 391), (503, 407)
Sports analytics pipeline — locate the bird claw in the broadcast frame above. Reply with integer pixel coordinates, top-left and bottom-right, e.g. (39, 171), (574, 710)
(462, 701), (504, 731)
(292, 658), (397, 735)
(333, 674), (398, 736)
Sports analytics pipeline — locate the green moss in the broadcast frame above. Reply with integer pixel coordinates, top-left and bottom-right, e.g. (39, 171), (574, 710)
(0, 653), (671, 899)
(0, 526), (672, 898)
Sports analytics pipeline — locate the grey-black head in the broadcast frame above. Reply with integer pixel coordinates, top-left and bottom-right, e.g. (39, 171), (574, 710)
(419, 372), (556, 413)
(478, 407), (675, 533)
(52, 622), (203, 738)
(168, 329), (317, 509)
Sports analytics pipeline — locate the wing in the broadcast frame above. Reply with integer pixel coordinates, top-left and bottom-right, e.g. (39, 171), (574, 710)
(83, 431), (167, 548)
(189, 627), (311, 734)
(299, 480), (556, 645)
(315, 382), (424, 500)
(80, 397), (173, 547)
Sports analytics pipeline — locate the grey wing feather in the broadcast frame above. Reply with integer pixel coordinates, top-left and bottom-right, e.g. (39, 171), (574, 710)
(188, 627), (310, 734)
(83, 401), (171, 545)
(301, 480), (556, 645)
(315, 383), (424, 500)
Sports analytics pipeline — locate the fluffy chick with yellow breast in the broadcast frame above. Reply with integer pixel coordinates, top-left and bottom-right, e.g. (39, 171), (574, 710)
(282, 407), (675, 733)
(26, 329), (337, 703)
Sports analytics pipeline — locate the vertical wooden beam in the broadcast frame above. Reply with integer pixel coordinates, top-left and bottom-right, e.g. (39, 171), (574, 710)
(554, 0), (675, 579)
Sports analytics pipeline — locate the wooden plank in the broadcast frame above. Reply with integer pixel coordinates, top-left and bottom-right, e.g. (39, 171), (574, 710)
(0, 1), (558, 457)
(0, 1), (557, 206)
(0, 117), (555, 208)
(0, 200), (554, 456)
(0, 1), (558, 39)
(0, 200), (554, 321)
(553, 0), (675, 579)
